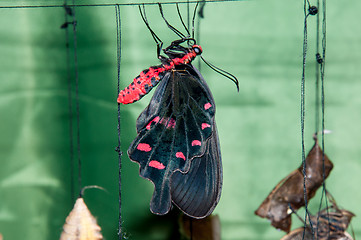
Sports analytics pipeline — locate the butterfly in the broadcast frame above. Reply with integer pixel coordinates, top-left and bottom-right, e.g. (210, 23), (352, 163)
(117, 4), (238, 218)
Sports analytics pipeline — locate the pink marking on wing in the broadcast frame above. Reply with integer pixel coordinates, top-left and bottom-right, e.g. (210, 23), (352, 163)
(159, 117), (176, 129)
(204, 103), (212, 110)
(146, 116), (160, 130)
(176, 152), (186, 160)
(149, 160), (165, 170)
(137, 143), (152, 152)
(167, 118), (176, 128)
(201, 123), (211, 130)
(192, 140), (202, 146)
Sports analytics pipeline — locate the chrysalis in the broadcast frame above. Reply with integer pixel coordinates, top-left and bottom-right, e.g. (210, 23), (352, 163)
(60, 197), (103, 240)
(255, 138), (333, 232)
(179, 214), (221, 240)
(280, 195), (355, 240)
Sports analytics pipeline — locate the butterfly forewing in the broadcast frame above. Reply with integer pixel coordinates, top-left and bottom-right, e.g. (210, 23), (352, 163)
(128, 64), (218, 217)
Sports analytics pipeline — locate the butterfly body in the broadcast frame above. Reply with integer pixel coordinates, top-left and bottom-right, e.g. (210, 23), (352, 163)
(117, 44), (202, 105)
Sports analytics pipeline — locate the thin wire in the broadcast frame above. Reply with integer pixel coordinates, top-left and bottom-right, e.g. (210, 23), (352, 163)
(315, 0), (322, 236)
(301, 0), (314, 239)
(70, 0), (82, 192)
(314, 0), (320, 135)
(0, 0), (245, 9)
(64, 0), (75, 205)
(196, 1), (206, 72)
(187, 0), (190, 31)
(311, 0), (329, 238)
(320, 0), (330, 236)
(115, 5), (124, 240)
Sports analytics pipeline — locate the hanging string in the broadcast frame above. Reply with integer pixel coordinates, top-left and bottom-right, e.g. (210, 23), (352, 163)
(187, 0), (190, 31)
(316, 0), (330, 236)
(0, 0), (245, 9)
(69, 0), (82, 194)
(196, 0), (206, 70)
(63, 0), (75, 205)
(314, 0), (320, 135)
(115, 5), (124, 240)
(300, 0), (314, 238)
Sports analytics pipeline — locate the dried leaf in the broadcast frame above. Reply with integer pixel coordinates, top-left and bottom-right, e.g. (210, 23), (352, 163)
(60, 198), (103, 240)
(255, 139), (333, 232)
(179, 214), (221, 240)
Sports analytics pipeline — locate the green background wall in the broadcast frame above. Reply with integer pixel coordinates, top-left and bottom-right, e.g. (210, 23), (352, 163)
(0, 0), (360, 239)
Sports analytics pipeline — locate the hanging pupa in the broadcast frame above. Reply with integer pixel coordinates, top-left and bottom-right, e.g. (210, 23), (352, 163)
(179, 214), (221, 240)
(280, 193), (355, 240)
(255, 138), (333, 232)
(60, 197), (103, 240)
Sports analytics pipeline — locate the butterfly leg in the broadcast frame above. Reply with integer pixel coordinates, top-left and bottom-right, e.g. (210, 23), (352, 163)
(139, 4), (165, 59)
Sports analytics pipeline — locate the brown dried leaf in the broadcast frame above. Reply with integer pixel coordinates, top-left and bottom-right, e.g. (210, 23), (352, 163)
(179, 214), (221, 240)
(255, 139), (333, 232)
(60, 198), (103, 240)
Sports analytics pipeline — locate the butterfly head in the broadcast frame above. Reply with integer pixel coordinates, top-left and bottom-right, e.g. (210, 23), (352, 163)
(192, 45), (202, 55)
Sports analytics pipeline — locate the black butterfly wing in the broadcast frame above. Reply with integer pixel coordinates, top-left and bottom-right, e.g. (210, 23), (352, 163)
(128, 64), (221, 218)
(170, 123), (222, 218)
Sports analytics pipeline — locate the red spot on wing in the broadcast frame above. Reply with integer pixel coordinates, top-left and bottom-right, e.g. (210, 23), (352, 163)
(204, 103), (212, 110)
(176, 152), (186, 160)
(137, 143), (152, 152)
(201, 123), (211, 130)
(167, 118), (176, 128)
(192, 140), (202, 146)
(149, 160), (165, 170)
(146, 116), (160, 130)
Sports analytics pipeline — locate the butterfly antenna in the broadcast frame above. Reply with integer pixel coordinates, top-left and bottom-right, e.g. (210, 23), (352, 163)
(139, 4), (163, 57)
(191, 2), (199, 39)
(158, 3), (185, 39)
(201, 56), (239, 91)
(176, 3), (190, 37)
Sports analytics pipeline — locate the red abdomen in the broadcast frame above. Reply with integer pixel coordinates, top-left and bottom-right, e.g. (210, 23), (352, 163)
(117, 50), (197, 105)
(117, 65), (168, 104)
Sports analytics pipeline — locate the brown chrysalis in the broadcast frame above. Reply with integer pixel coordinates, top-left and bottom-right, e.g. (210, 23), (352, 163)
(60, 197), (103, 240)
(179, 214), (221, 240)
(281, 194), (355, 240)
(255, 139), (333, 232)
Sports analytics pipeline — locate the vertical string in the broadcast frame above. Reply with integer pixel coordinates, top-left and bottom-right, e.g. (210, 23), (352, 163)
(319, 0), (330, 236)
(63, 0), (75, 205)
(71, 0), (82, 193)
(314, 0), (320, 135)
(115, 5), (124, 239)
(196, 0), (206, 71)
(186, 0), (190, 32)
(300, 1), (314, 239)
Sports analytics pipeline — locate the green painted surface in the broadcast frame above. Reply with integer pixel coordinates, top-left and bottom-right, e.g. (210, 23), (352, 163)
(0, 0), (360, 239)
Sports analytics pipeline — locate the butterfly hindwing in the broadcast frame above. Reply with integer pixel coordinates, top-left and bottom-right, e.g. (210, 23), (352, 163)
(128, 64), (218, 217)
(171, 123), (222, 218)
